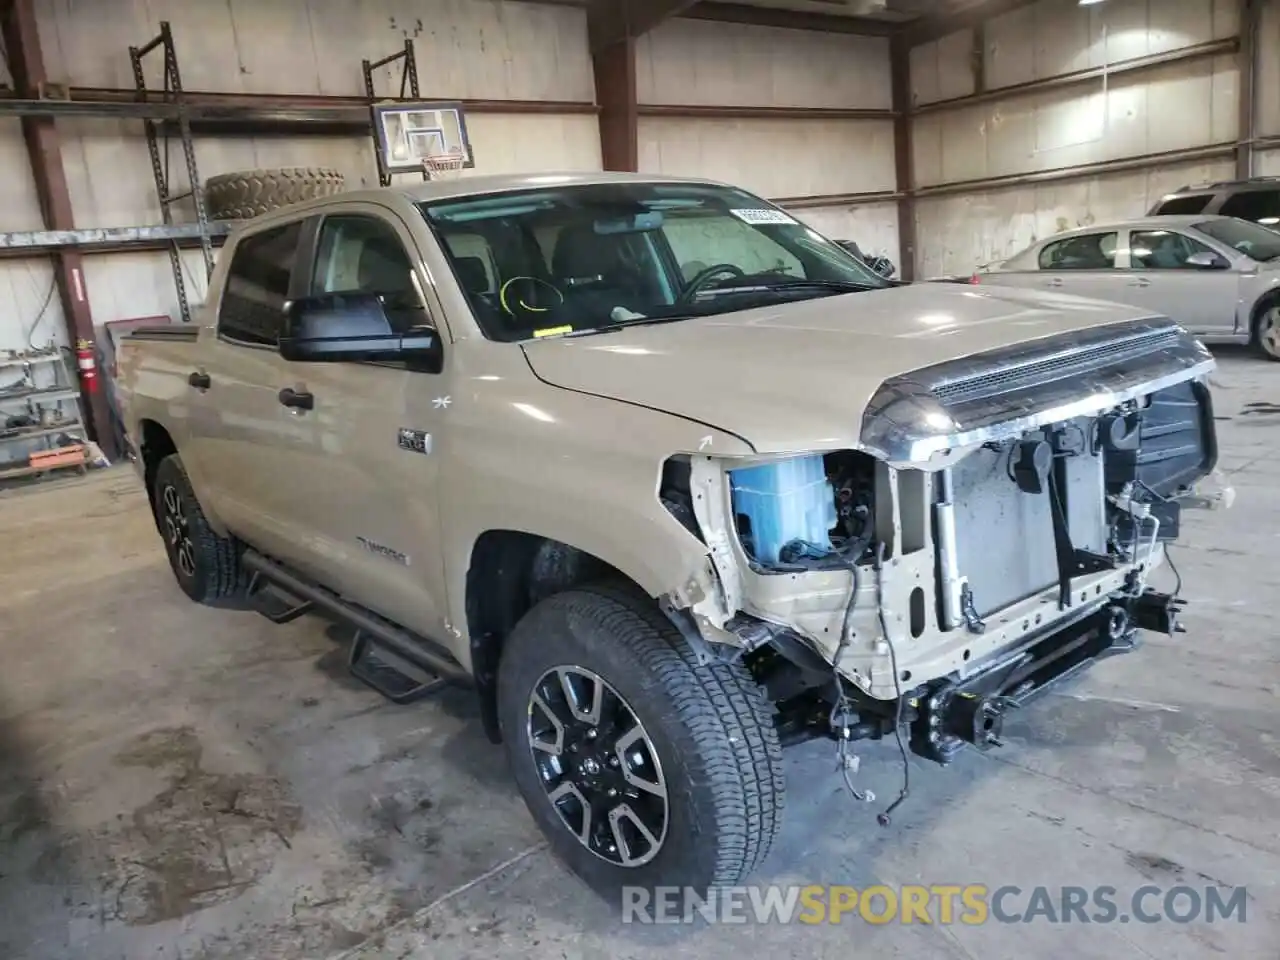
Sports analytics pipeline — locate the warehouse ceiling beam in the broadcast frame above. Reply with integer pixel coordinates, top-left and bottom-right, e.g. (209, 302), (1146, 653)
(914, 142), (1238, 198)
(911, 37), (1239, 116)
(0, 89), (599, 119)
(904, 0), (1040, 45)
(680, 2), (898, 36)
(0, 0), (116, 458)
(589, 0), (701, 52)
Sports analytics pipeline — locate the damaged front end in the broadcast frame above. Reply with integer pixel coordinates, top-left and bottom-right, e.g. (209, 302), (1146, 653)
(667, 317), (1223, 764)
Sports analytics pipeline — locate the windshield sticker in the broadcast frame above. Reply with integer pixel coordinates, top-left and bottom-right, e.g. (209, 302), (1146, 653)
(730, 208), (797, 226)
(532, 325), (573, 338)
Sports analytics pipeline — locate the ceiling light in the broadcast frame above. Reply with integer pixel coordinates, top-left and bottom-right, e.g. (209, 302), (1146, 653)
(1079, 0), (1107, 5)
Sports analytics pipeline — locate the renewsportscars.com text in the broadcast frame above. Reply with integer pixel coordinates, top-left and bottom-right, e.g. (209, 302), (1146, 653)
(622, 884), (1248, 925)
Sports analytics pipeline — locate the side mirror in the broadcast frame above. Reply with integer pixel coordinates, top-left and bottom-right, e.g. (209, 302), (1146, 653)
(1185, 251), (1229, 270)
(278, 292), (442, 367)
(867, 256), (897, 278)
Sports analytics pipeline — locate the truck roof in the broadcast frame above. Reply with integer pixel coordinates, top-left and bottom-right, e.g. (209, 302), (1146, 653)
(233, 171), (731, 228)
(392, 171), (722, 203)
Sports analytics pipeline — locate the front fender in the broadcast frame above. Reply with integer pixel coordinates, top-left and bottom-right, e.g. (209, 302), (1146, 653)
(439, 377), (752, 659)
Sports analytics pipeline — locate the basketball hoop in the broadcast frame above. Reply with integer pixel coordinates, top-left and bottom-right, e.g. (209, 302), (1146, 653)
(423, 152), (466, 181)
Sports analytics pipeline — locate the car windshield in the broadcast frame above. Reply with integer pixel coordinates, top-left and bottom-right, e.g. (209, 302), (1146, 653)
(1194, 218), (1280, 261)
(418, 181), (889, 341)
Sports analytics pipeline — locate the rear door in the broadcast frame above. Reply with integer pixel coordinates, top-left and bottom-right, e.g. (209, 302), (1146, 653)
(191, 218), (316, 561)
(1120, 228), (1241, 335)
(1017, 230), (1126, 301)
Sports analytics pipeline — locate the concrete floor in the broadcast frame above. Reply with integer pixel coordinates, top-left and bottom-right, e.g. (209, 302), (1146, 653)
(1, 350), (1277, 960)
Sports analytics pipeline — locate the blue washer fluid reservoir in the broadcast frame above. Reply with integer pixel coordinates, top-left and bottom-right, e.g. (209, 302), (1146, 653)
(729, 456), (837, 565)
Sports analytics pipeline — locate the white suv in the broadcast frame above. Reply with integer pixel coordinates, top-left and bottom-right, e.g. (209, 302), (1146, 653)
(1149, 176), (1280, 229)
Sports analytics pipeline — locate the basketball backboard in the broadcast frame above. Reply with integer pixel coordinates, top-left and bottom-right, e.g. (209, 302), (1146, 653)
(371, 100), (473, 176)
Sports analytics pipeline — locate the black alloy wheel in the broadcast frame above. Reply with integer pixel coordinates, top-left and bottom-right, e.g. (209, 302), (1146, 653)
(159, 480), (197, 581)
(497, 584), (785, 898)
(150, 454), (246, 605)
(527, 665), (668, 867)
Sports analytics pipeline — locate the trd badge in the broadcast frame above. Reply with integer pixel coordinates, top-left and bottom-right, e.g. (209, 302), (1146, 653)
(397, 428), (432, 455)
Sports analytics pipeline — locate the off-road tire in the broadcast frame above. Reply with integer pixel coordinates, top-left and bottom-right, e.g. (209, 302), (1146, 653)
(152, 454), (246, 604)
(203, 167), (345, 220)
(1252, 296), (1280, 362)
(497, 583), (785, 900)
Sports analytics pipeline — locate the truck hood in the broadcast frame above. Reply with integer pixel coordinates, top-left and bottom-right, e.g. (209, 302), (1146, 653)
(520, 283), (1173, 454)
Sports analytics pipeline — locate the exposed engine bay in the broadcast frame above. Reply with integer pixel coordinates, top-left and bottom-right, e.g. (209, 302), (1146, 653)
(662, 320), (1222, 770)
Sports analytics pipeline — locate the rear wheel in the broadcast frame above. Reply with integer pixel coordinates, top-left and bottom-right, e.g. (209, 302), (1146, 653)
(497, 584), (785, 899)
(152, 454), (246, 604)
(1253, 300), (1280, 361)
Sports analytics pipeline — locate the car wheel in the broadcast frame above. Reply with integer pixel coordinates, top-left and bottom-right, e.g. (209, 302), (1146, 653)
(152, 454), (246, 604)
(497, 583), (784, 900)
(1254, 300), (1280, 361)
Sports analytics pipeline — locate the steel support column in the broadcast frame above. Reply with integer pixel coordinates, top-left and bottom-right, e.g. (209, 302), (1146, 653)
(593, 39), (638, 171)
(891, 35), (917, 282)
(1237, 0), (1260, 179)
(0, 0), (116, 458)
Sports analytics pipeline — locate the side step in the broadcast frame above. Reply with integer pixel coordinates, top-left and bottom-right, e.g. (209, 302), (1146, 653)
(240, 550), (467, 704)
(349, 630), (449, 703)
(247, 573), (314, 624)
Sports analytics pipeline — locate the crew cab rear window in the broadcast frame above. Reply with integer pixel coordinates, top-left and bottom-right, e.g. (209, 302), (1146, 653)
(1217, 189), (1280, 227)
(1151, 194), (1213, 216)
(218, 222), (303, 346)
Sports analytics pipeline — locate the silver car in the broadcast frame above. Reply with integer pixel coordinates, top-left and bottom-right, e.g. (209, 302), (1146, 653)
(981, 215), (1280, 360)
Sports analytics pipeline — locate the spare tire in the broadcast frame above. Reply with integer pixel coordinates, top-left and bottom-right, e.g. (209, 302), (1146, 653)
(203, 167), (345, 220)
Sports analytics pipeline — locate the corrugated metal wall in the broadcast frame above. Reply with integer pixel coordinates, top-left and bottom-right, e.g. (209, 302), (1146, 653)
(0, 0), (599, 353)
(907, 0), (1272, 278)
(635, 19), (900, 260)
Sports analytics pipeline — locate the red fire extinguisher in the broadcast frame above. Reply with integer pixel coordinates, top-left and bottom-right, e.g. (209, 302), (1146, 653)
(76, 339), (98, 394)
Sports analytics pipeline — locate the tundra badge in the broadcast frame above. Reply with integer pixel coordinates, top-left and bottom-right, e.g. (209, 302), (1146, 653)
(356, 536), (410, 566)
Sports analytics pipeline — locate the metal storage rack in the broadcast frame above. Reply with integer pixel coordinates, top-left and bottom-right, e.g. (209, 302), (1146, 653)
(0, 25), (446, 309)
(0, 348), (88, 482)
(129, 22), (216, 324)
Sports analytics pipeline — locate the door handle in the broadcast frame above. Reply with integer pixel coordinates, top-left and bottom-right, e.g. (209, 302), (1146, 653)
(1045, 278), (1064, 287)
(1129, 278), (1151, 287)
(188, 371), (211, 390)
(278, 387), (314, 411)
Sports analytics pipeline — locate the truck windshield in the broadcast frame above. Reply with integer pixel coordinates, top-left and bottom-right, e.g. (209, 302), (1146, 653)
(418, 181), (889, 342)
(1194, 218), (1280, 261)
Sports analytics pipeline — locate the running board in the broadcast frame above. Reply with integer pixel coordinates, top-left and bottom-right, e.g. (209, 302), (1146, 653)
(349, 631), (449, 703)
(240, 550), (467, 701)
(247, 573), (314, 624)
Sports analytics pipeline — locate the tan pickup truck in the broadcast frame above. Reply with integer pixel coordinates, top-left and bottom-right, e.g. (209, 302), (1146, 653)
(117, 172), (1219, 896)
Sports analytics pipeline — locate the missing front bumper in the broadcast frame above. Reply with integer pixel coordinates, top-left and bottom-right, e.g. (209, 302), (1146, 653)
(910, 588), (1184, 764)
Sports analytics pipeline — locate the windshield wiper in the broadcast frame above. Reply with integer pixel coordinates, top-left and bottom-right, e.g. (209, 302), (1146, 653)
(703, 277), (881, 296)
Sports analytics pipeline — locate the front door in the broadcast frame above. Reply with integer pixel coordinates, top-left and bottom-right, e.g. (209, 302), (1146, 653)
(1120, 228), (1241, 335)
(269, 204), (451, 641)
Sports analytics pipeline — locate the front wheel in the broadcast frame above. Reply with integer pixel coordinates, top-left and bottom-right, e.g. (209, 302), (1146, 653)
(497, 584), (785, 899)
(1254, 300), (1280, 361)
